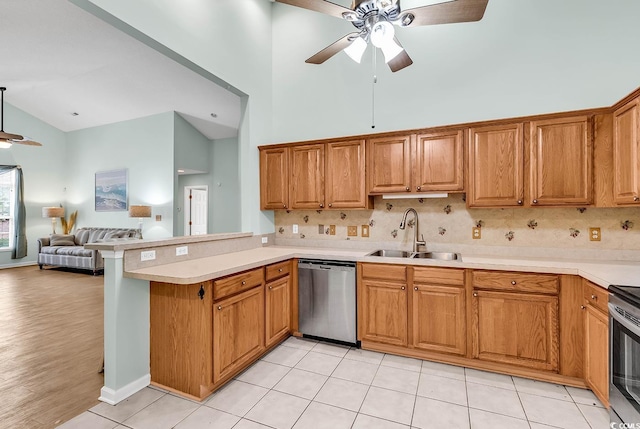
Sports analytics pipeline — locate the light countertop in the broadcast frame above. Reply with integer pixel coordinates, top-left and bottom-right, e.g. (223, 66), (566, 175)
(124, 245), (640, 288)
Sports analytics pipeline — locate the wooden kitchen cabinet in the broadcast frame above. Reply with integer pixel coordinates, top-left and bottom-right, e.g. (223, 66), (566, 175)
(265, 260), (292, 347)
(412, 267), (466, 355)
(213, 285), (265, 382)
(613, 97), (640, 205)
(367, 135), (412, 194)
(289, 143), (325, 210)
(358, 263), (408, 346)
(583, 281), (609, 406)
(260, 146), (289, 210)
(150, 281), (214, 400)
(325, 139), (369, 209)
(529, 116), (593, 206)
(471, 271), (560, 372)
(467, 123), (525, 207)
(413, 130), (464, 192)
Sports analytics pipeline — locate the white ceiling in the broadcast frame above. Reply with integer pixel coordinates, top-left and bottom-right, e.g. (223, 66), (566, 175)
(0, 0), (242, 140)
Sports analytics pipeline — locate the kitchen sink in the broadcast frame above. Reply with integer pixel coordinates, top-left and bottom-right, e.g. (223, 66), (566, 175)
(367, 249), (461, 261)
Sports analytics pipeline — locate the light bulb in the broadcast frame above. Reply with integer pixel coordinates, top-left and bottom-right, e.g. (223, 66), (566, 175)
(0, 141), (12, 149)
(370, 21), (394, 48)
(344, 37), (367, 63)
(380, 38), (404, 63)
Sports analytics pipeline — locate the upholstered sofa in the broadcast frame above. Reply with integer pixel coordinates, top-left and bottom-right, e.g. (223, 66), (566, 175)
(37, 227), (140, 274)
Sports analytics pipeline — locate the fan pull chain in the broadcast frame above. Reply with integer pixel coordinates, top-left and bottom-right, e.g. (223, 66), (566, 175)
(371, 49), (377, 129)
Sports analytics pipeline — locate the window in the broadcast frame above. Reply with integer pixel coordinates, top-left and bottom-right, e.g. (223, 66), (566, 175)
(0, 169), (16, 249)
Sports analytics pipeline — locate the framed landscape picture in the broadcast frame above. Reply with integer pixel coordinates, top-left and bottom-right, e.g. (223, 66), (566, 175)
(95, 169), (128, 211)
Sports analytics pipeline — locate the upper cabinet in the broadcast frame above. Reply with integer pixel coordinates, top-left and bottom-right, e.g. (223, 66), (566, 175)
(529, 116), (593, 206)
(367, 131), (464, 195)
(259, 147), (289, 210)
(613, 97), (640, 205)
(467, 123), (524, 208)
(260, 139), (370, 210)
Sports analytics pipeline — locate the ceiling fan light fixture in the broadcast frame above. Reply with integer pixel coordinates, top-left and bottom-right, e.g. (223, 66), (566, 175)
(344, 36), (368, 63)
(0, 141), (12, 149)
(342, 11), (358, 21)
(398, 12), (414, 26)
(380, 39), (404, 63)
(370, 20), (394, 48)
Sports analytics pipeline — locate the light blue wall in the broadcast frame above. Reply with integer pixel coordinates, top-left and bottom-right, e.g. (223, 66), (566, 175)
(65, 112), (175, 239)
(0, 104), (67, 267)
(211, 137), (240, 233)
(174, 113), (210, 174)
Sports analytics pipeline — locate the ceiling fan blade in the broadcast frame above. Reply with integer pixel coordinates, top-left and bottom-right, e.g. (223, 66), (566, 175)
(11, 138), (43, 146)
(0, 130), (23, 141)
(275, 0), (352, 19)
(306, 32), (360, 64)
(387, 38), (413, 72)
(401, 0), (488, 27)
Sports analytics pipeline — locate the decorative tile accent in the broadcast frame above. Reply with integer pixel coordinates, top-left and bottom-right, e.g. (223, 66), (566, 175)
(505, 231), (515, 241)
(418, 198), (424, 203)
(569, 228), (580, 238)
(622, 220), (634, 230)
(316, 210), (322, 214)
(340, 212), (347, 220)
(438, 227), (446, 236)
(407, 219), (415, 228)
(443, 205), (452, 214)
(278, 227), (284, 234)
(391, 229), (398, 238)
(325, 228), (330, 235)
(527, 219), (538, 229)
(386, 203), (393, 211)
(476, 220), (484, 228)
(303, 215), (309, 223)
(300, 234), (306, 239)
(577, 208), (587, 213)
(369, 220), (375, 227)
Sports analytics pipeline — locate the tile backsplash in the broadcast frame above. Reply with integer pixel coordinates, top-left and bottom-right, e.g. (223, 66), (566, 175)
(274, 195), (640, 261)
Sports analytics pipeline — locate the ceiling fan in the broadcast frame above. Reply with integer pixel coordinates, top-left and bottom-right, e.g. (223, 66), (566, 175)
(0, 87), (43, 149)
(276, 0), (489, 72)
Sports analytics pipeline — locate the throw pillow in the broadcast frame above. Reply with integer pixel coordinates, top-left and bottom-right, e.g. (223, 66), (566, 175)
(50, 234), (76, 246)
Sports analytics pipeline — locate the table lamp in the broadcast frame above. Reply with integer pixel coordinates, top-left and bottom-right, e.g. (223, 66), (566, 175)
(129, 205), (151, 238)
(42, 207), (65, 234)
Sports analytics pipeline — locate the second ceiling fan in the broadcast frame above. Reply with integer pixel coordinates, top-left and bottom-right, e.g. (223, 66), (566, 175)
(277, 0), (489, 72)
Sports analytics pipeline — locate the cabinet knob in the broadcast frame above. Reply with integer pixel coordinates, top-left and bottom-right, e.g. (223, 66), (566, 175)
(414, 287), (418, 291)
(416, 186), (421, 191)
(405, 186), (410, 191)
(511, 281), (516, 285)
(581, 305), (586, 310)
(401, 286), (405, 290)
(217, 305), (222, 310)
(517, 200), (523, 205)
(591, 294), (597, 300)
(269, 286), (273, 290)
(278, 268), (283, 272)
(283, 204), (287, 208)
(532, 199), (538, 204)
(319, 203), (324, 208)
(242, 281), (246, 285)
(328, 203), (332, 207)
(473, 292), (478, 297)
(634, 196), (639, 202)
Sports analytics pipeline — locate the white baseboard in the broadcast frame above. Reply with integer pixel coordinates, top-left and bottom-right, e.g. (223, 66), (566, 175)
(0, 261), (37, 270)
(99, 374), (151, 405)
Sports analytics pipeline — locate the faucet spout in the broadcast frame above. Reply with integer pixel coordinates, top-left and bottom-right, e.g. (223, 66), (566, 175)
(399, 208), (426, 253)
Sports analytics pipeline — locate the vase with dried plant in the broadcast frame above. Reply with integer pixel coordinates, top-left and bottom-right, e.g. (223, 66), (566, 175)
(61, 210), (78, 235)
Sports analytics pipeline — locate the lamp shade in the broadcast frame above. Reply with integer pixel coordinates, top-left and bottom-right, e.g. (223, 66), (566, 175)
(129, 205), (152, 218)
(42, 207), (64, 218)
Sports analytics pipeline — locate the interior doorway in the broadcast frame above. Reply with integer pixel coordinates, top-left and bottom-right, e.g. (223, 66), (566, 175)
(184, 186), (208, 235)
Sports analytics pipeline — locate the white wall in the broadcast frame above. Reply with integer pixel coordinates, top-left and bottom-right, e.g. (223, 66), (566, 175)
(65, 112), (175, 239)
(0, 104), (67, 267)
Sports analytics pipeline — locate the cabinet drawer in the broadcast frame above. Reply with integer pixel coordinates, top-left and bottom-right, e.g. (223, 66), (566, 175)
(413, 267), (464, 286)
(214, 268), (264, 301)
(265, 260), (291, 282)
(361, 263), (407, 281)
(472, 270), (558, 294)
(583, 281), (608, 313)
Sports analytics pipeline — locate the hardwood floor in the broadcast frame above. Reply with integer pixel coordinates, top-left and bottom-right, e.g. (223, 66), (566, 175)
(0, 266), (104, 429)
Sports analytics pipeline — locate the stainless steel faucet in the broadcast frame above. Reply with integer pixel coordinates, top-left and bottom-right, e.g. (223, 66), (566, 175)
(399, 208), (426, 253)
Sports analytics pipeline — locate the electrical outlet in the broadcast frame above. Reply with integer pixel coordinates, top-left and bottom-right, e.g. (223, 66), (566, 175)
(141, 250), (156, 261)
(589, 227), (601, 241)
(293, 224), (299, 234)
(261, 236), (268, 244)
(176, 246), (188, 256)
(329, 225), (336, 235)
(318, 224), (324, 234)
(361, 225), (370, 237)
(347, 226), (358, 236)
(472, 227), (482, 239)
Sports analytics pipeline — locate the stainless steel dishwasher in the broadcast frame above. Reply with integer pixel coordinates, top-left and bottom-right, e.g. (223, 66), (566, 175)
(297, 259), (357, 346)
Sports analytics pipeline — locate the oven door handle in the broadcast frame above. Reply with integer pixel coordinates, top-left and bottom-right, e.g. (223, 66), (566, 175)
(609, 302), (640, 338)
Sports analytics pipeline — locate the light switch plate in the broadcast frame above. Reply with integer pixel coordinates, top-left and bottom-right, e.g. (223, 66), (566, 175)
(141, 250), (156, 261)
(318, 224), (324, 234)
(589, 227), (601, 241)
(293, 224), (298, 234)
(261, 236), (268, 244)
(361, 225), (370, 237)
(176, 246), (188, 256)
(347, 226), (358, 236)
(472, 227), (481, 239)
(329, 225), (336, 235)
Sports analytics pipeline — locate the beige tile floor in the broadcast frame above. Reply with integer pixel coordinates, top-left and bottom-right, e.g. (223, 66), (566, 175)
(57, 337), (608, 429)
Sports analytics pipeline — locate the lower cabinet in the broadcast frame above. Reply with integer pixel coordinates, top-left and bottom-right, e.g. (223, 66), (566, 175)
(265, 262), (292, 348)
(583, 280), (609, 406)
(213, 286), (265, 382)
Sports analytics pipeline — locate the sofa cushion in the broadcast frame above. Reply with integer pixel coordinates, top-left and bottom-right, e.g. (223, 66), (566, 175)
(50, 234), (76, 246)
(104, 230), (126, 240)
(88, 229), (108, 243)
(55, 246), (94, 257)
(75, 229), (90, 245)
(40, 246), (61, 255)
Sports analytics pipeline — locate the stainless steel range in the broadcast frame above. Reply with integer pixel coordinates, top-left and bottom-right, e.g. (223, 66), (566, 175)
(609, 284), (640, 425)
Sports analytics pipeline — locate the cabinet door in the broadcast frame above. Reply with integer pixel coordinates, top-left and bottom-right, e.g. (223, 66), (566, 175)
(472, 290), (559, 371)
(412, 284), (465, 355)
(150, 281), (213, 399)
(326, 139), (368, 209)
(367, 135), (412, 194)
(614, 98), (640, 204)
(530, 116), (593, 206)
(290, 144), (325, 209)
(414, 131), (464, 192)
(260, 147), (289, 210)
(359, 279), (408, 346)
(467, 123), (524, 207)
(584, 304), (609, 406)
(266, 275), (291, 347)
(213, 286), (265, 382)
